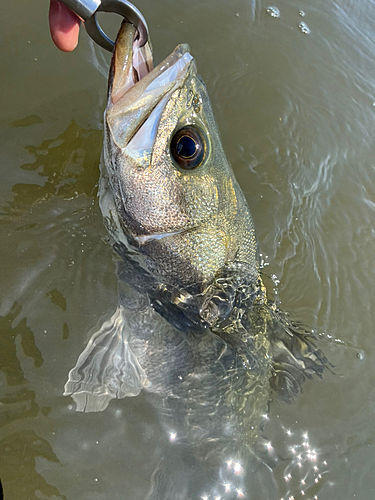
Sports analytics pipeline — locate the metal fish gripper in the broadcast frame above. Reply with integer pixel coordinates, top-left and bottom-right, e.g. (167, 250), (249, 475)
(58, 0), (149, 51)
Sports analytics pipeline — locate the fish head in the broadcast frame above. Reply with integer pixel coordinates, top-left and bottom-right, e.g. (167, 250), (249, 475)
(103, 22), (259, 290)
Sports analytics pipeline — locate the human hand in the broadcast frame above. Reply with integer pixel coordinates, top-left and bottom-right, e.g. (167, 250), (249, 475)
(49, 0), (81, 52)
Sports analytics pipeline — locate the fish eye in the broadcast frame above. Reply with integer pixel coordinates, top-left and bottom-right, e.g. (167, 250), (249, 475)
(170, 126), (207, 170)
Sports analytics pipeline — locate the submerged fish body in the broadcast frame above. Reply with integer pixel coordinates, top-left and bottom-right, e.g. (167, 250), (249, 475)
(65, 22), (326, 499)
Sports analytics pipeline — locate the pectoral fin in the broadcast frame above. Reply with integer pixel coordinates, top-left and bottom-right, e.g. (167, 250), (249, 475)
(269, 310), (331, 401)
(64, 306), (148, 412)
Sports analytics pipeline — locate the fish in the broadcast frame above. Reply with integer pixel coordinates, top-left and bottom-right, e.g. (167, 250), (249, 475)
(64, 21), (326, 499)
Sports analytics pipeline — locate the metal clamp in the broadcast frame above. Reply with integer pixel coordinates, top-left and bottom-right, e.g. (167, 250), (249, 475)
(58, 0), (149, 52)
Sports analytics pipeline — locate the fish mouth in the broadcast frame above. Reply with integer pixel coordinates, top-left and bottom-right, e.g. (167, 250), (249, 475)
(108, 21), (155, 106)
(105, 21), (195, 150)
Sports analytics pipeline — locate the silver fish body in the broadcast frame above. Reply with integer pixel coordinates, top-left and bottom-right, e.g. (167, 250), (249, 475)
(65, 21), (326, 500)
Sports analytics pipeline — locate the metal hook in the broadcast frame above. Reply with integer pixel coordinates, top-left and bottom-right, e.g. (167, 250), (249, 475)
(58, 0), (149, 52)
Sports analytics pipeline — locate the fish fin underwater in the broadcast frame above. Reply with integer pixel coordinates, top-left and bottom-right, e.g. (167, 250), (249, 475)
(64, 304), (149, 412)
(268, 309), (330, 401)
(64, 285), (327, 412)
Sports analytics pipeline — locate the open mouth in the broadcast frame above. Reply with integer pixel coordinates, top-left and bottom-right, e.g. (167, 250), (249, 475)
(108, 21), (194, 107)
(105, 21), (195, 153)
(109, 21), (154, 105)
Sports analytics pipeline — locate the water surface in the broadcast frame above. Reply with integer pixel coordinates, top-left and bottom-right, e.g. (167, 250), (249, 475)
(1, 0), (375, 498)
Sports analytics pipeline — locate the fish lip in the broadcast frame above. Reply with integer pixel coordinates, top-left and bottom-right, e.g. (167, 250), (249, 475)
(108, 22), (153, 106)
(105, 36), (195, 151)
(108, 21), (193, 110)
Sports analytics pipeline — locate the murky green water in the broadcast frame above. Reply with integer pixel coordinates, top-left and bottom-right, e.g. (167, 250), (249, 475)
(1, 0), (375, 498)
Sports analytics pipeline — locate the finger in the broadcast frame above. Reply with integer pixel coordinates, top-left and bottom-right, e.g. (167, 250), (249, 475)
(49, 0), (81, 52)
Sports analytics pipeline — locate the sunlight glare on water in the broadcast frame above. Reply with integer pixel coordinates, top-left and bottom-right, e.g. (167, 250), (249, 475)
(1, 0), (375, 498)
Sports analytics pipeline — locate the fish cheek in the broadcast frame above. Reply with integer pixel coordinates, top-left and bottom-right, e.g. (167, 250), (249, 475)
(116, 155), (190, 235)
(139, 229), (229, 287)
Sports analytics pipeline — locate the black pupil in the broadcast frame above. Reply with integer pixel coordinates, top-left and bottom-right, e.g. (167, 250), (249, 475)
(176, 136), (197, 158)
(170, 126), (206, 170)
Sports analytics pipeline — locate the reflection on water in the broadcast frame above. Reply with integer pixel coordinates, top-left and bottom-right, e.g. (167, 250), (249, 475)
(0, 431), (63, 500)
(2, 120), (101, 218)
(1, 0), (375, 498)
(0, 305), (64, 499)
